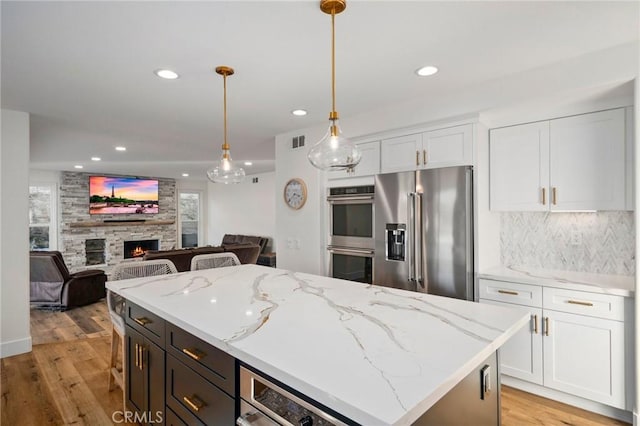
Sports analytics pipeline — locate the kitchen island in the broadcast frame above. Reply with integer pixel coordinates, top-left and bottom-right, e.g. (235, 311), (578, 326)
(107, 264), (529, 425)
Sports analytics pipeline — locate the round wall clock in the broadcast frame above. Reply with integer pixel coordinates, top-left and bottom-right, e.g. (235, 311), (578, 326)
(283, 178), (307, 210)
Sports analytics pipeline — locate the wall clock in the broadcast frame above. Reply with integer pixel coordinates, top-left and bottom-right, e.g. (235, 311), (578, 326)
(283, 178), (307, 210)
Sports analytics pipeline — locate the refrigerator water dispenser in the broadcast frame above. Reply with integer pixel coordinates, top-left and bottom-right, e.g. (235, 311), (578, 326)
(385, 224), (406, 261)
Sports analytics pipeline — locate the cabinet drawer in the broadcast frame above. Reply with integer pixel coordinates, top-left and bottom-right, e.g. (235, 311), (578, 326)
(479, 279), (542, 307)
(166, 354), (235, 426)
(166, 322), (236, 396)
(165, 406), (188, 426)
(125, 301), (165, 346)
(543, 288), (625, 321)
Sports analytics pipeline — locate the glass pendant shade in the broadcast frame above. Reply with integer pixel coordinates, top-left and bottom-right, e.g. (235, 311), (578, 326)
(309, 0), (360, 172)
(207, 65), (245, 184)
(206, 146), (245, 184)
(308, 120), (361, 171)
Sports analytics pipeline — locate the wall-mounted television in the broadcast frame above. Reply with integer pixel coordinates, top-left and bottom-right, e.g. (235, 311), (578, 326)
(89, 176), (159, 215)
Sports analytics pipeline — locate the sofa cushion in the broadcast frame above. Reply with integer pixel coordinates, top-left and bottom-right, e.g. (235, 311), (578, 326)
(222, 234), (239, 244)
(144, 249), (194, 272)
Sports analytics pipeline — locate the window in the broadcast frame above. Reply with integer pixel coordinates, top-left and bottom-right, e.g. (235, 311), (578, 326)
(29, 184), (57, 250)
(178, 191), (202, 248)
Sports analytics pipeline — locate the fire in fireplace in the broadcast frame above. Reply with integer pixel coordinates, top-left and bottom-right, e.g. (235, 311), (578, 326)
(124, 239), (159, 259)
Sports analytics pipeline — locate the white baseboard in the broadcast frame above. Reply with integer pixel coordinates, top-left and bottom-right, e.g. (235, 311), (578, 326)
(0, 336), (32, 358)
(502, 376), (633, 423)
(633, 410), (638, 426)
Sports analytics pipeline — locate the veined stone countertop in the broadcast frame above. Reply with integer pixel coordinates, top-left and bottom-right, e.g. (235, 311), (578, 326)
(479, 265), (634, 297)
(107, 264), (529, 426)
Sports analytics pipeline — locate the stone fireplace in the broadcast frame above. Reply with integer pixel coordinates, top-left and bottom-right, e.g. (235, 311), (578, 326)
(124, 239), (159, 259)
(59, 172), (177, 273)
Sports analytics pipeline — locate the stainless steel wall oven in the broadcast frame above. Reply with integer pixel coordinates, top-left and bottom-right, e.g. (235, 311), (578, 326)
(327, 185), (374, 250)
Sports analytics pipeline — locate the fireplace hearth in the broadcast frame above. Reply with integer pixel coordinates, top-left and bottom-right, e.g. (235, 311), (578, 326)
(124, 239), (159, 259)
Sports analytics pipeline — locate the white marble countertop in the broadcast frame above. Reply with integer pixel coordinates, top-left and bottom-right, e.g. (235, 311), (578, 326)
(107, 264), (529, 426)
(479, 265), (634, 297)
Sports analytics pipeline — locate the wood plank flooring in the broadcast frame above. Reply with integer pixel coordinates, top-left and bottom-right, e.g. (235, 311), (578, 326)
(1, 300), (631, 425)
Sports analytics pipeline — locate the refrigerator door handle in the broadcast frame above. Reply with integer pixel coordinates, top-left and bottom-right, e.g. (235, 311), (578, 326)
(407, 192), (415, 283)
(414, 192), (424, 287)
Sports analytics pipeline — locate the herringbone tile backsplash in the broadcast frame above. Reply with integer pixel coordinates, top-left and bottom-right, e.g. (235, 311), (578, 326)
(500, 212), (635, 276)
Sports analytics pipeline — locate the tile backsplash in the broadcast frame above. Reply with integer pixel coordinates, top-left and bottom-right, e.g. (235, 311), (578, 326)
(500, 212), (635, 276)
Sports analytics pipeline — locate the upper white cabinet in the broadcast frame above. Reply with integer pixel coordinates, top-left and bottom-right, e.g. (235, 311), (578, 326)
(490, 108), (629, 211)
(328, 140), (380, 179)
(381, 124), (473, 173)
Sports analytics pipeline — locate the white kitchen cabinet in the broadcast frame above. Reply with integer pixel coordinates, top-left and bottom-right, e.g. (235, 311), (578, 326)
(479, 279), (627, 410)
(489, 108), (628, 211)
(481, 299), (543, 385)
(543, 310), (625, 407)
(380, 124), (473, 173)
(328, 140), (380, 179)
(380, 133), (422, 173)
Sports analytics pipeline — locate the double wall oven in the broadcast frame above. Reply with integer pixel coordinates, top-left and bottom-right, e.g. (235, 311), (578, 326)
(327, 185), (374, 284)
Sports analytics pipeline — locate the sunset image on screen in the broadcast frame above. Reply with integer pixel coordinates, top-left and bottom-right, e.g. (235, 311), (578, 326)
(89, 176), (159, 214)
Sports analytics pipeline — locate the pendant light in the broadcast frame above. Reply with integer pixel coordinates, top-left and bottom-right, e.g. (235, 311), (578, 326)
(308, 0), (361, 172)
(207, 66), (246, 184)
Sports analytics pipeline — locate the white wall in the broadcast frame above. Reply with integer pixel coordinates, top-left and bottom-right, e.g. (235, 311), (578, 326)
(207, 172), (276, 250)
(634, 77), (639, 426)
(275, 128), (326, 274)
(1, 109), (32, 358)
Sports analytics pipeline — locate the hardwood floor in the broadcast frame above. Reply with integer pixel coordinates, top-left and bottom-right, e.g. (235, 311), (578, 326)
(1, 300), (631, 425)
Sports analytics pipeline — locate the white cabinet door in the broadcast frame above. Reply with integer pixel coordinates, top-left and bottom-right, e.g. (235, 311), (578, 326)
(549, 108), (626, 210)
(489, 121), (550, 211)
(543, 310), (625, 408)
(328, 141), (380, 179)
(380, 133), (422, 173)
(481, 299), (543, 385)
(421, 124), (473, 169)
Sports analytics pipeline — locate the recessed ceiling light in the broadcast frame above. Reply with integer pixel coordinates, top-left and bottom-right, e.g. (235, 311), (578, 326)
(115, 146), (126, 151)
(244, 161), (253, 166)
(154, 69), (179, 80)
(291, 109), (307, 116)
(74, 165), (83, 169)
(415, 65), (439, 77)
(91, 157), (101, 161)
(182, 173), (189, 177)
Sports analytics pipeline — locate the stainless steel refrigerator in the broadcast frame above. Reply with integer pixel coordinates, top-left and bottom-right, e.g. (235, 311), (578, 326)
(373, 166), (473, 300)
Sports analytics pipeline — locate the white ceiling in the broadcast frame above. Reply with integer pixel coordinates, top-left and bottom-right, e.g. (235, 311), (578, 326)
(2, 1), (638, 180)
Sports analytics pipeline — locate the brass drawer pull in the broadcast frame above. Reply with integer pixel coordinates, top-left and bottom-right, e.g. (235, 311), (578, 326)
(552, 187), (557, 205)
(544, 317), (549, 336)
(139, 345), (144, 370)
(541, 187), (546, 205)
(498, 289), (519, 296)
(416, 150), (420, 166)
(134, 343), (139, 367)
(423, 149), (427, 165)
(183, 395), (205, 412)
(533, 314), (538, 334)
(567, 300), (594, 307)
(134, 317), (152, 326)
(182, 347), (206, 361)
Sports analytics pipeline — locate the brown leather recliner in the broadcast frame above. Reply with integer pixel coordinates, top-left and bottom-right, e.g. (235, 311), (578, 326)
(30, 251), (107, 310)
(223, 243), (261, 265)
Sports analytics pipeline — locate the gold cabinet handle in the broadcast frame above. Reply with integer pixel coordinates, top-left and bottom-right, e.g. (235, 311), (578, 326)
(139, 345), (144, 370)
(423, 149), (427, 165)
(498, 289), (519, 296)
(134, 317), (152, 326)
(183, 395), (205, 412)
(533, 314), (538, 334)
(134, 343), (139, 367)
(567, 300), (594, 307)
(544, 317), (549, 336)
(416, 150), (420, 166)
(541, 187), (546, 205)
(182, 347), (206, 361)
(552, 187), (557, 205)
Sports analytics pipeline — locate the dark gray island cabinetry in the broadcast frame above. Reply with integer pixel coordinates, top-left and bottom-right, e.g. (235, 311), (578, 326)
(110, 264), (529, 426)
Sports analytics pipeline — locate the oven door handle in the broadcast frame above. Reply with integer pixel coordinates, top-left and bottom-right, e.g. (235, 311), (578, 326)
(327, 195), (374, 204)
(236, 411), (278, 426)
(327, 247), (374, 257)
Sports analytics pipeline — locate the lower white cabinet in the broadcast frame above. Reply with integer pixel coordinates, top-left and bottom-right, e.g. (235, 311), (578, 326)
(479, 279), (627, 410)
